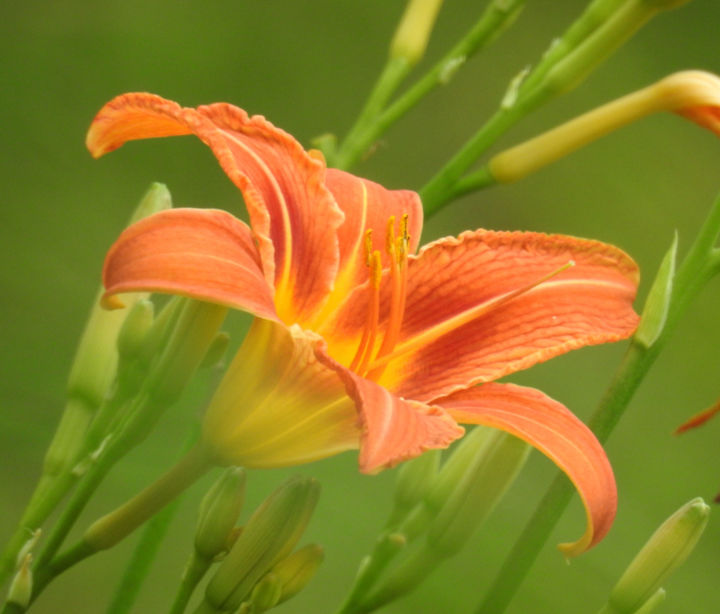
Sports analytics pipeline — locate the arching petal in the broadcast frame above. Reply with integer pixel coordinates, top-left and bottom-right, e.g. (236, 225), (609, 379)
(438, 382), (616, 556)
(317, 351), (464, 473)
(88, 93), (344, 325)
(330, 229), (639, 401)
(308, 168), (423, 330)
(103, 208), (278, 321)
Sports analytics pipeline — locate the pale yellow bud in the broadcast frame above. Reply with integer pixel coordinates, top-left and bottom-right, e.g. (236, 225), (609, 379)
(490, 70), (720, 184)
(390, 0), (444, 66)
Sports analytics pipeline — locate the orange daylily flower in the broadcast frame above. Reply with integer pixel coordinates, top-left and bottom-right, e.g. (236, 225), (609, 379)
(88, 93), (640, 555)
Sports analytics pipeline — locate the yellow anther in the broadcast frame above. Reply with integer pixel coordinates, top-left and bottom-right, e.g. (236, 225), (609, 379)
(364, 230), (374, 266)
(385, 216), (397, 256)
(397, 214), (410, 260)
(400, 214), (409, 241)
(370, 251), (383, 289)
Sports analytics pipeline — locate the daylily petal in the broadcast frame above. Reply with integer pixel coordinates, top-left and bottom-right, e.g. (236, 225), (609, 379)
(103, 208), (278, 321)
(87, 92), (344, 325)
(202, 319), (359, 468)
(308, 168), (423, 329)
(317, 351), (464, 473)
(438, 382), (616, 556)
(678, 106), (720, 135)
(329, 229), (638, 401)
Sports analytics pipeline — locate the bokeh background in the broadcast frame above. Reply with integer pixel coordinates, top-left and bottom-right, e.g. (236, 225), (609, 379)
(2, 1), (720, 612)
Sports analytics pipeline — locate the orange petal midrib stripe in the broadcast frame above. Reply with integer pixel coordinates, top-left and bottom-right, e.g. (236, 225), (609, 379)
(221, 129), (294, 296)
(368, 276), (634, 372)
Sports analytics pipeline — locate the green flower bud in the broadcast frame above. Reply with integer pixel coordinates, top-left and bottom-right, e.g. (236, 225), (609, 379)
(44, 184), (172, 479)
(195, 468), (246, 561)
(248, 572), (283, 613)
(519, 0), (695, 111)
(634, 588), (666, 614)
(144, 300), (228, 405)
(634, 234), (677, 348)
(427, 429), (529, 556)
(67, 182), (171, 411)
(607, 498), (709, 614)
(204, 476), (320, 612)
(127, 182), (173, 225)
(272, 544), (324, 605)
(424, 426), (493, 514)
(388, 450), (440, 527)
(116, 299), (155, 361)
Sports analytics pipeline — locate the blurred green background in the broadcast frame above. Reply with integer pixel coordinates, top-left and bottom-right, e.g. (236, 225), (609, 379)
(2, 1), (720, 612)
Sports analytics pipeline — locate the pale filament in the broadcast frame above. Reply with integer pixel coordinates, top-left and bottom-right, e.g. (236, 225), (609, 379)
(349, 243), (382, 374)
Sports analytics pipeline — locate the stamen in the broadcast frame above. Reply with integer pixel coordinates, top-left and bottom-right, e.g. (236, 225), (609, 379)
(367, 215), (410, 380)
(367, 260), (576, 372)
(364, 229), (373, 266)
(349, 250), (383, 374)
(385, 216), (397, 256)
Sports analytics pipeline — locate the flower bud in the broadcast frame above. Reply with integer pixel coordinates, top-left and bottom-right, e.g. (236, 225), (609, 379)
(390, 0), (444, 67)
(634, 588), (666, 614)
(195, 468), (246, 561)
(423, 426), (493, 514)
(634, 233), (676, 348)
(491, 71), (720, 184)
(248, 572), (283, 613)
(388, 450), (440, 527)
(116, 299), (155, 361)
(272, 544), (324, 605)
(606, 498), (709, 613)
(44, 185), (172, 479)
(427, 429), (529, 556)
(203, 476), (320, 612)
(144, 300), (228, 405)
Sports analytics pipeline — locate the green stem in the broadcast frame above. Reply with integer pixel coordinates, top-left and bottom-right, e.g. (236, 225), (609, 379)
(335, 532), (406, 614)
(331, 56), (412, 170)
(32, 439), (123, 575)
(105, 497), (184, 614)
(82, 444), (212, 553)
(31, 444), (212, 604)
(332, 0), (525, 171)
(475, 193), (720, 614)
(445, 166), (497, 202)
(356, 545), (439, 614)
(420, 106), (525, 215)
(168, 555), (213, 614)
(106, 429), (200, 614)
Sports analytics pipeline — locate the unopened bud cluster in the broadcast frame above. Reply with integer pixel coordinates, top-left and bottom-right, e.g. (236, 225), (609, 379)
(194, 475), (323, 614)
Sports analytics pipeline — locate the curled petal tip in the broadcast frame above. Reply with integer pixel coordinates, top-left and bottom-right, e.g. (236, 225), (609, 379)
(101, 293), (126, 310)
(557, 531), (592, 559)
